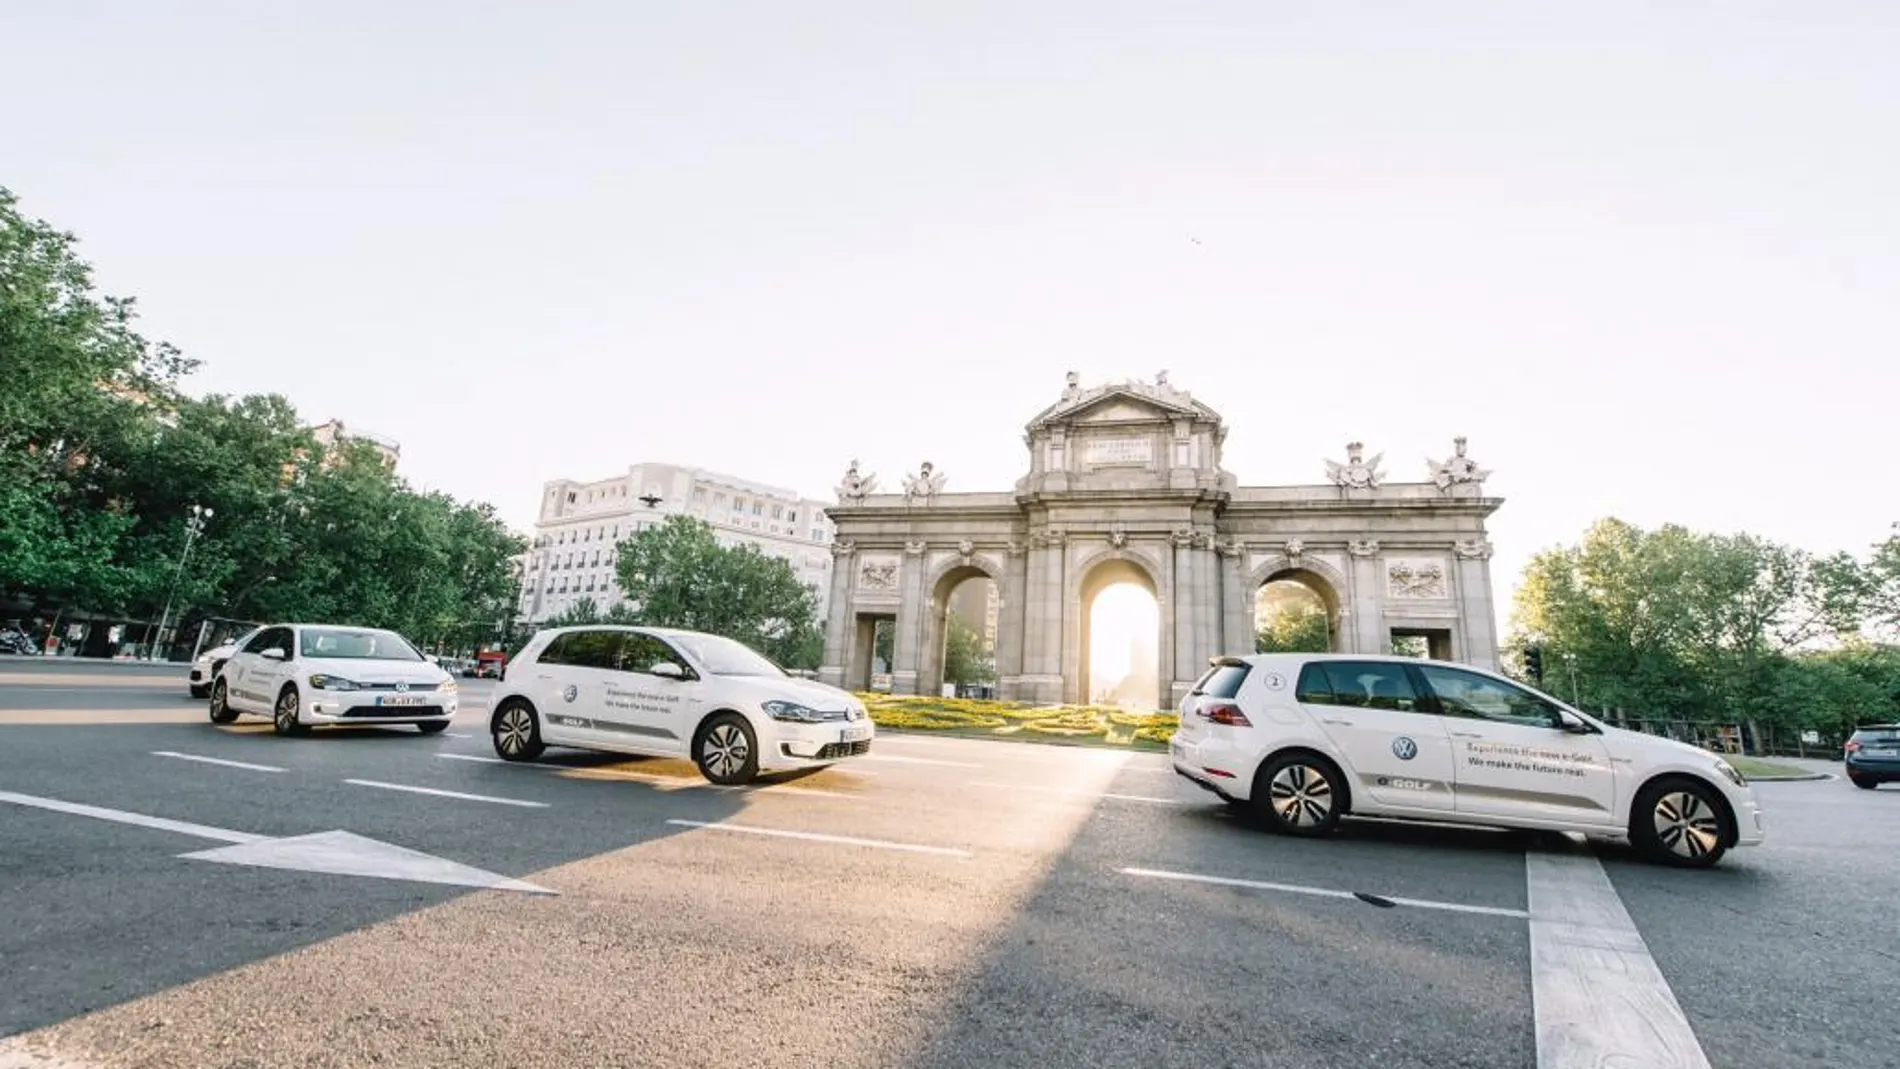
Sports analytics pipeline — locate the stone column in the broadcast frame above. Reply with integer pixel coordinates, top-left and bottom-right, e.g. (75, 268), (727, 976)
(890, 541), (929, 695)
(1219, 539), (1250, 656)
(1170, 529), (1198, 706)
(1348, 540), (1385, 654)
(995, 541), (1028, 699)
(1455, 539), (1499, 671)
(1018, 530), (1065, 704)
(818, 541), (856, 688)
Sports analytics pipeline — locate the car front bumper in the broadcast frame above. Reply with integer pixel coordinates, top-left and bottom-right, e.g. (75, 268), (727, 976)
(764, 720), (875, 768)
(303, 695), (458, 724)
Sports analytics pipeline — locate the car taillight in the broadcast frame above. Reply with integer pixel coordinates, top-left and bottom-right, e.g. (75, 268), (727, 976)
(1198, 700), (1252, 727)
(1844, 739), (1861, 754)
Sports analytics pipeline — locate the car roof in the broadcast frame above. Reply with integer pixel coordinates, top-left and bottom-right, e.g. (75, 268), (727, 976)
(1236, 652), (1492, 671)
(1854, 723), (1900, 731)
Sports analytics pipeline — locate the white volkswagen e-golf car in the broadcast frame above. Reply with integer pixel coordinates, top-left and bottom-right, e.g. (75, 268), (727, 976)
(487, 625), (873, 785)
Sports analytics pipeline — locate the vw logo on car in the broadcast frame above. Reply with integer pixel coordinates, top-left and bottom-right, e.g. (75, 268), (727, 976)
(563, 684), (579, 703)
(1391, 736), (1418, 761)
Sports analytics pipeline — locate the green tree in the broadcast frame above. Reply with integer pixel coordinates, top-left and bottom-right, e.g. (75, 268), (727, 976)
(942, 611), (995, 685)
(614, 516), (822, 669)
(1256, 602), (1330, 653)
(1510, 518), (1872, 743)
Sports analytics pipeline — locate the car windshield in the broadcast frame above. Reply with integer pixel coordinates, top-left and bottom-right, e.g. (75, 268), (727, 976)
(298, 627), (423, 661)
(667, 633), (785, 677)
(1856, 727), (1900, 743)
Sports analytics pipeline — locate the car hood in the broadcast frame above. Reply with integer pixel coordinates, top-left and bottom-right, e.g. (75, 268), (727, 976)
(302, 657), (450, 687)
(196, 643), (240, 664)
(719, 675), (862, 710)
(1602, 723), (1723, 765)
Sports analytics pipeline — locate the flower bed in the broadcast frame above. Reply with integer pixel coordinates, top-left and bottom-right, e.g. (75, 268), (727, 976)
(857, 693), (1177, 748)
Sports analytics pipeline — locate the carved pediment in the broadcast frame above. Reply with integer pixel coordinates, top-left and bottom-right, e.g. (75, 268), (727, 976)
(1027, 386), (1215, 432)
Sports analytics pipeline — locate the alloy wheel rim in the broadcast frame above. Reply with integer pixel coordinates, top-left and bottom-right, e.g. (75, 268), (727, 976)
(1269, 764), (1332, 826)
(704, 724), (746, 778)
(498, 708), (530, 755)
(211, 685), (225, 715)
(1653, 791), (1721, 859)
(276, 693), (296, 729)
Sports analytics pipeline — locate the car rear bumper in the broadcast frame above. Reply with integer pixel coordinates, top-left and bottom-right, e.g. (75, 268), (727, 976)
(1171, 733), (1252, 801)
(1846, 756), (1900, 780)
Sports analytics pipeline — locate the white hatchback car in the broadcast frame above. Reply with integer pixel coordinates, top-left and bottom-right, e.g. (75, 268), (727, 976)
(188, 629), (257, 699)
(488, 625), (873, 785)
(208, 624), (458, 735)
(1172, 653), (1765, 868)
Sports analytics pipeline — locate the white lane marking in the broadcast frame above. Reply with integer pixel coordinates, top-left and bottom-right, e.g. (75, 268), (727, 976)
(1119, 866), (1530, 919)
(151, 751), (285, 773)
(858, 753), (983, 768)
(344, 779), (548, 808)
(446, 732), (473, 739)
(181, 830), (554, 895)
(967, 781), (1185, 805)
(665, 819), (971, 858)
(436, 753), (506, 765)
(1527, 852), (1713, 1069)
(0, 790), (265, 844)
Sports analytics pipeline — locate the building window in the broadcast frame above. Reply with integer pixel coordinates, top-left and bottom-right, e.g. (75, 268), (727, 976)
(694, 488), (706, 502)
(788, 510), (797, 524)
(771, 505), (783, 520)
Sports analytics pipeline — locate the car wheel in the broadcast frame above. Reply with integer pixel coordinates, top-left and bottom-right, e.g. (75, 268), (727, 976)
(694, 713), (759, 786)
(208, 679), (238, 724)
(1631, 778), (1729, 867)
(491, 700), (545, 761)
(272, 686), (308, 737)
(1849, 774), (1878, 790)
(1253, 752), (1344, 837)
(189, 684), (209, 700)
(416, 720), (449, 735)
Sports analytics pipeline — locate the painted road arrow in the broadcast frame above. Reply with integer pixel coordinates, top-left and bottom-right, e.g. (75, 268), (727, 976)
(0, 790), (555, 895)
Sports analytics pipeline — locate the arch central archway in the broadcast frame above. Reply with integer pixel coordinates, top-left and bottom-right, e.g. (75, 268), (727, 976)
(1079, 558), (1161, 710)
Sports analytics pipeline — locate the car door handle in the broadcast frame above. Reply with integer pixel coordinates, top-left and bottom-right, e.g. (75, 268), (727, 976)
(1450, 730), (1483, 739)
(1321, 718), (1354, 726)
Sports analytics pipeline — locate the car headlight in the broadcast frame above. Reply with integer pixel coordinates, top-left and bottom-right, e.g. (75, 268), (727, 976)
(763, 700), (839, 723)
(308, 674), (360, 691)
(1714, 758), (1747, 787)
(437, 680), (458, 694)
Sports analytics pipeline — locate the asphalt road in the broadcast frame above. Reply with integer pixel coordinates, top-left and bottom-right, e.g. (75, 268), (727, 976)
(1, 656), (1896, 1069)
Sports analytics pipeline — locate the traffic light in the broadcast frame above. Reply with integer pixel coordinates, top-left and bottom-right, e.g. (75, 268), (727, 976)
(1524, 645), (1545, 683)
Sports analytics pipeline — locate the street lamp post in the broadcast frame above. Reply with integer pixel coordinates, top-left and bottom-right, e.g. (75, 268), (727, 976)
(152, 504), (212, 661)
(1563, 651), (1581, 708)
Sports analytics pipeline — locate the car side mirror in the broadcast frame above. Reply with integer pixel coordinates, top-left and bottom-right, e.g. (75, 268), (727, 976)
(650, 661), (687, 680)
(1559, 712), (1596, 735)
(261, 648), (286, 661)
(425, 654), (439, 664)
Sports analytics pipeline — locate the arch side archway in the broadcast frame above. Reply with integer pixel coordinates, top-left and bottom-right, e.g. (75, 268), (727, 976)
(919, 555), (1006, 697)
(1248, 554), (1349, 654)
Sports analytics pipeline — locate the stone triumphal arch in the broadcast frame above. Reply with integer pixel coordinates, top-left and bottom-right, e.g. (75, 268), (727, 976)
(818, 373), (1503, 709)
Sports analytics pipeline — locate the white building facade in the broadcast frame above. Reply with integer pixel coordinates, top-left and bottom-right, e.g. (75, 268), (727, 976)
(518, 463), (836, 625)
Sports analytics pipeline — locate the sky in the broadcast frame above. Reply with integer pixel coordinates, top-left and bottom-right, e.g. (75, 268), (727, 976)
(6, 1), (1897, 635)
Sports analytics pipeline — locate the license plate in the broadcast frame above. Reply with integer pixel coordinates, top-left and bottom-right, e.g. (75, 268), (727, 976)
(841, 725), (871, 743)
(378, 695), (427, 707)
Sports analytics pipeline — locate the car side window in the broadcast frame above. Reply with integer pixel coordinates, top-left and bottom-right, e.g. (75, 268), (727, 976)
(1294, 663), (1334, 704)
(1416, 665), (1562, 729)
(242, 628), (281, 656)
(537, 634), (573, 666)
(1320, 661), (1425, 713)
(559, 629), (623, 671)
(617, 634), (687, 676)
